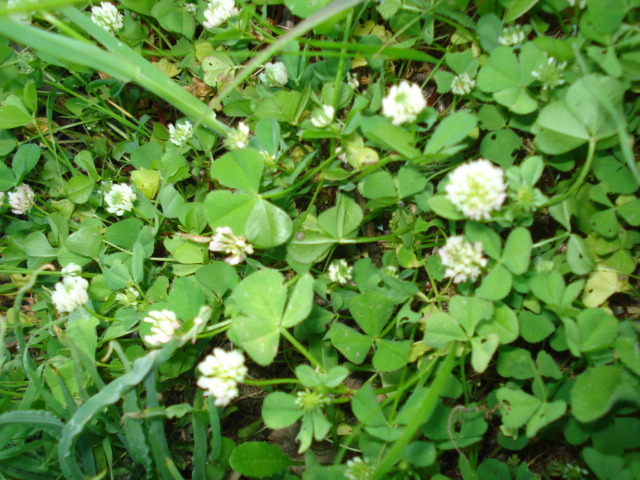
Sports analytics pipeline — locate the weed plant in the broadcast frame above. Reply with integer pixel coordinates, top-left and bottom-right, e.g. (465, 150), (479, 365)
(0, 0), (639, 478)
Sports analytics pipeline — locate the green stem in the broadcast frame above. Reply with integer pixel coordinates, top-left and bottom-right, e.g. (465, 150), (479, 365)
(543, 138), (596, 207)
(280, 328), (322, 369)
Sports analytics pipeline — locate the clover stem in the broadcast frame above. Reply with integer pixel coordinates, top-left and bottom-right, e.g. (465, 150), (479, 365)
(280, 328), (322, 369)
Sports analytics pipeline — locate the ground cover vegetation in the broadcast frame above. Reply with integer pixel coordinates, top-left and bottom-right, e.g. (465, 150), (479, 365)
(0, 0), (639, 478)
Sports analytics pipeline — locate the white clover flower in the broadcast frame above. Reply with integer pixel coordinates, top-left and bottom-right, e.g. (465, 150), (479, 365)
(345, 457), (376, 480)
(259, 62), (288, 88)
(203, 0), (239, 29)
(498, 25), (526, 46)
(184, 2), (197, 14)
(104, 183), (137, 216)
(450, 73), (476, 95)
(90, 2), (123, 34)
(311, 105), (335, 128)
(381, 81), (426, 125)
(168, 120), (193, 146)
(295, 390), (330, 413)
(223, 122), (250, 150)
(382, 265), (398, 278)
(438, 236), (488, 284)
(51, 276), (89, 314)
(208, 226), (254, 265)
(143, 310), (181, 346)
(327, 259), (353, 285)
(61, 263), (82, 277)
(531, 56), (567, 91)
(197, 348), (248, 406)
(8, 184), (35, 215)
(346, 72), (359, 89)
(445, 159), (506, 221)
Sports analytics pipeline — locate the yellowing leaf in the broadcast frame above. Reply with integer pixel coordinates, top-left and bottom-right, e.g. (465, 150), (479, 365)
(154, 57), (181, 78)
(582, 269), (626, 307)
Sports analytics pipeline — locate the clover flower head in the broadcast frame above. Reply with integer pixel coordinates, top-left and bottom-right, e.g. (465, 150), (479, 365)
(295, 390), (330, 413)
(184, 2), (197, 14)
(451, 73), (476, 95)
(90, 2), (123, 33)
(143, 310), (181, 346)
(51, 276), (89, 314)
(381, 81), (426, 125)
(203, 0), (239, 28)
(224, 122), (250, 150)
(346, 72), (359, 89)
(8, 184), (35, 215)
(259, 62), (288, 88)
(445, 159), (506, 221)
(438, 236), (487, 284)
(104, 183), (137, 216)
(61, 263), (82, 277)
(533, 256), (555, 273)
(168, 120), (193, 146)
(197, 348), (247, 406)
(382, 265), (398, 278)
(311, 105), (335, 128)
(345, 457), (376, 480)
(327, 259), (353, 285)
(208, 226), (254, 265)
(498, 25), (526, 46)
(531, 56), (566, 91)
(17, 48), (35, 74)
(116, 286), (141, 308)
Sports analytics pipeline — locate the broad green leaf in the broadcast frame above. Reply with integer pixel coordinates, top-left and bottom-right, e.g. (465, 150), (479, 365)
(158, 184), (187, 218)
(318, 194), (363, 239)
(167, 276), (209, 320)
(533, 101), (590, 154)
(131, 168), (161, 199)
(475, 264), (512, 301)
(232, 315), (280, 366)
(424, 111), (477, 156)
(616, 336), (640, 375)
(262, 392), (303, 428)
(501, 228), (532, 275)
(471, 334), (500, 373)
(403, 441), (436, 467)
(583, 448), (626, 480)
(281, 273), (314, 328)
(103, 260), (131, 290)
(493, 87), (537, 115)
(449, 295), (494, 337)
(372, 339), (411, 372)
(571, 366), (623, 423)
(150, 1), (195, 38)
(0, 94), (32, 129)
(284, 0), (332, 17)
(576, 308), (618, 352)
(210, 149), (264, 194)
(202, 52), (235, 89)
(531, 271), (564, 305)
(329, 322), (372, 365)
(618, 198), (640, 226)
(164, 237), (205, 264)
(427, 195), (466, 220)
(518, 310), (556, 343)
(565, 75), (622, 139)
(397, 166), (427, 198)
(66, 227), (102, 259)
(359, 170), (396, 200)
(65, 175), (94, 204)
(228, 442), (291, 478)
(567, 234), (595, 275)
(497, 347), (535, 379)
(233, 269), (287, 324)
(66, 311), (99, 359)
(479, 129), (522, 169)
(477, 303), (519, 344)
(25, 232), (57, 268)
(0, 160), (16, 190)
(497, 388), (541, 430)
(245, 198), (293, 249)
(204, 190), (256, 235)
(195, 262), (239, 298)
(287, 230), (335, 264)
(11, 143), (40, 182)
(254, 117), (280, 156)
(504, 0), (539, 21)
(352, 384), (387, 427)
(349, 292), (396, 338)
(423, 312), (467, 348)
(526, 400), (566, 438)
(465, 221), (502, 259)
(477, 47), (521, 91)
(362, 116), (422, 159)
